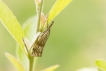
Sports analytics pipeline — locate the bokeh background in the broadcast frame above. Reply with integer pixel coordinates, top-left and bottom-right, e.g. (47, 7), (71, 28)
(0, 0), (106, 71)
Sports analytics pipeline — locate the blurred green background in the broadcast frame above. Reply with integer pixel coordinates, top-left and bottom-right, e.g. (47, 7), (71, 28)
(0, 0), (106, 71)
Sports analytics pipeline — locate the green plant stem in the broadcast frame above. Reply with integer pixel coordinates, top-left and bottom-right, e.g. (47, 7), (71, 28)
(29, 56), (34, 71)
(29, 0), (44, 71)
(36, 0), (44, 32)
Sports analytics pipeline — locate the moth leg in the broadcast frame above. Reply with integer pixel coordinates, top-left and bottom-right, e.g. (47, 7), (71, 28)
(22, 37), (30, 54)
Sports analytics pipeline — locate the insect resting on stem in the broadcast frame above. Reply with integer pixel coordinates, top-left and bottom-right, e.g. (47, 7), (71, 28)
(22, 21), (54, 57)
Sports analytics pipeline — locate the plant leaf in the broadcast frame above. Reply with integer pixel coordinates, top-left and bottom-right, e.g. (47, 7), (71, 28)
(96, 59), (106, 70)
(0, 1), (25, 50)
(77, 67), (98, 71)
(5, 52), (25, 71)
(42, 65), (59, 71)
(98, 67), (106, 71)
(16, 46), (29, 70)
(48, 0), (72, 23)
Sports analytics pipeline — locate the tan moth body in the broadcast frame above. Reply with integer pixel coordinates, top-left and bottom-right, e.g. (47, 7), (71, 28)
(31, 21), (54, 57)
(22, 21), (54, 57)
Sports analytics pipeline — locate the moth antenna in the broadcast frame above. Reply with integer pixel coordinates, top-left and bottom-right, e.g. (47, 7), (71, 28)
(48, 21), (54, 28)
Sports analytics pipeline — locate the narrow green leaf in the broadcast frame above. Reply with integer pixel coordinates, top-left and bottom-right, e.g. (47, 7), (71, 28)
(16, 46), (29, 70)
(5, 53), (25, 71)
(0, 1), (25, 50)
(42, 65), (59, 71)
(48, 0), (72, 23)
(96, 60), (106, 70)
(22, 16), (37, 40)
(98, 67), (106, 71)
(77, 68), (98, 71)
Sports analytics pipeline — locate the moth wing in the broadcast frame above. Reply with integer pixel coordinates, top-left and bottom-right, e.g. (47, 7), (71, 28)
(37, 29), (50, 46)
(30, 32), (41, 57)
(30, 41), (44, 57)
(31, 32), (41, 46)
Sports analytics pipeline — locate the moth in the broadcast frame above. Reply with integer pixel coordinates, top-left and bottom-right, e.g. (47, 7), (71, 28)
(23, 21), (54, 57)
